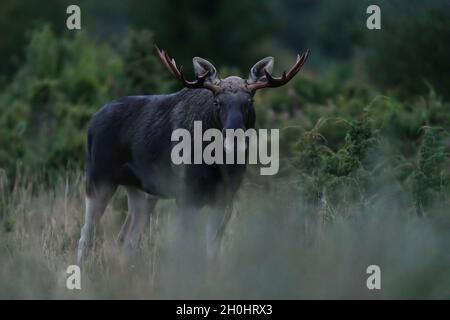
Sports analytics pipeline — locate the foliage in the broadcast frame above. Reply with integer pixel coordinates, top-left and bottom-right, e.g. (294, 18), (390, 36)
(0, 20), (450, 219)
(0, 1), (450, 299)
(412, 127), (448, 216)
(250, 74), (450, 218)
(366, 1), (450, 98)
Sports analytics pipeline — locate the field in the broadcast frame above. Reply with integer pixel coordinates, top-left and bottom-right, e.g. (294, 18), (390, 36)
(1, 164), (449, 299)
(1, 1), (450, 299)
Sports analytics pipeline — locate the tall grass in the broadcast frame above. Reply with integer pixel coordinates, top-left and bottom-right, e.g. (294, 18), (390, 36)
(0, 24), (449, 300)
(0, 166), (449, 299)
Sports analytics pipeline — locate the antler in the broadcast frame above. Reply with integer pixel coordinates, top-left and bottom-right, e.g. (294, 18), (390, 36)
(247, 49), (310, 92)
(155, 46), (221, 92)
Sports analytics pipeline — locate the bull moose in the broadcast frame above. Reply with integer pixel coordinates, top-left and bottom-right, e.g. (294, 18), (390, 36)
(77, 47), (309, 264)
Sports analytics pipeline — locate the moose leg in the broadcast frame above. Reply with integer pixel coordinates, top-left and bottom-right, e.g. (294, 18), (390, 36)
(172, 200), (203, 261)
(78, 183), (116, 265)
(206, 202), (234, 261)
(123, 187), (157, 252)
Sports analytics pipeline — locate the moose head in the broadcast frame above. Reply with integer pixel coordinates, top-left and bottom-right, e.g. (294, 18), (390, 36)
(156, 47), (310, 152)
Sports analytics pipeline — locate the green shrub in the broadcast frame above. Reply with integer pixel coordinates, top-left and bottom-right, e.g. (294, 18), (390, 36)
(366, 2), (450, 98)
(412, 127), (449, 216)
(121, 29), (174, 95)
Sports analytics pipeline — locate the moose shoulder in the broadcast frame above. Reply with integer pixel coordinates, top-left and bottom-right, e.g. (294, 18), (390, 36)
(77, 47), (310, 265)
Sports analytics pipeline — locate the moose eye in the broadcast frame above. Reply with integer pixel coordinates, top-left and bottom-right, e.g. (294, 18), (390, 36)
(248, 98), (254, 105)
(213, 100), (219, 107)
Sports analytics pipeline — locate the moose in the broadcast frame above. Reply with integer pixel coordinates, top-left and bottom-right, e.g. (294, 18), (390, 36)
(77, 46), (309, 264)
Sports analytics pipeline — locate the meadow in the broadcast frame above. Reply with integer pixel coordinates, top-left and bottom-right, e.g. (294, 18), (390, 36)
(0, 13), (450, 298)
(1, 155), (449, 298)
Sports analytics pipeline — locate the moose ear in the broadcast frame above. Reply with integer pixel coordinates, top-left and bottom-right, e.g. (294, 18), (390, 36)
(193, 57), (220, 84)
(248, 57), (274, 83)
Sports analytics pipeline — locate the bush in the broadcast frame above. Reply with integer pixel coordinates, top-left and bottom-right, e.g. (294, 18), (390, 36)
(412, 127), (449, 216)
(366, 1), (450, 98)
(0, 26), (176, 176)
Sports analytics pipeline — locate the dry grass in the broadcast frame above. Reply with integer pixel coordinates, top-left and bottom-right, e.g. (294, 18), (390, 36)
(0, 169), (449, 299)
